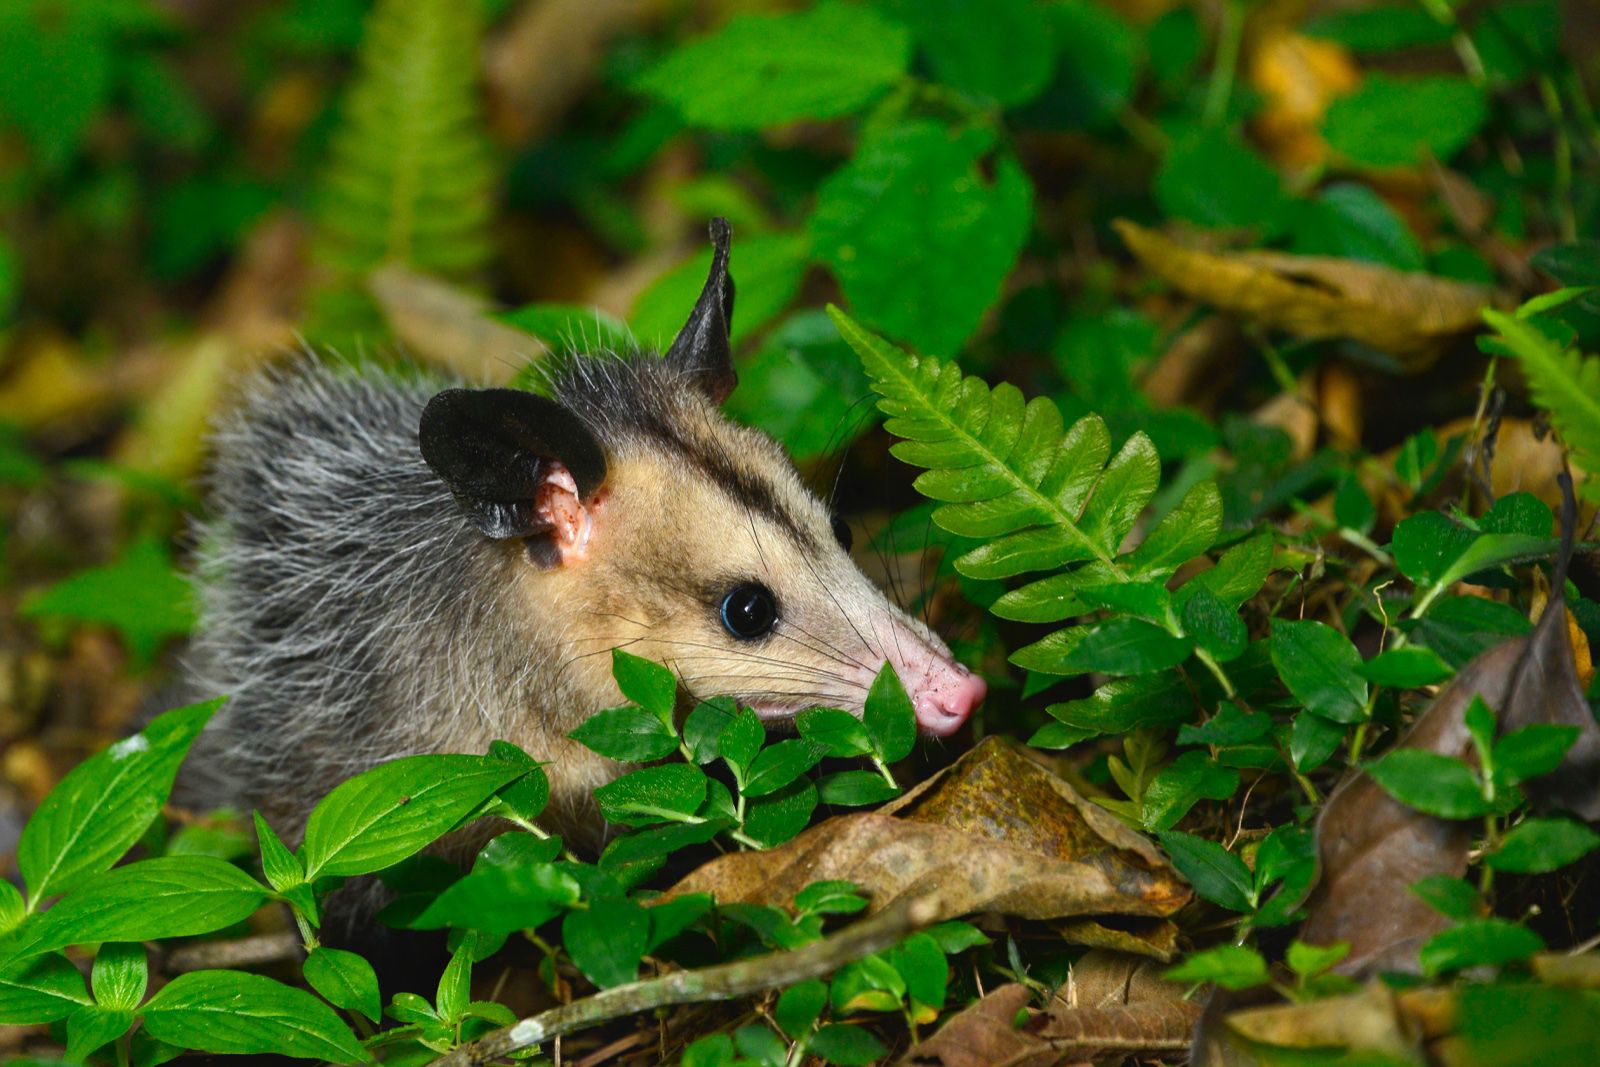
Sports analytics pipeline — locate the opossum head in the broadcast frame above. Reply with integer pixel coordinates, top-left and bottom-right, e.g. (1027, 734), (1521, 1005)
(419, 220), (984, 737)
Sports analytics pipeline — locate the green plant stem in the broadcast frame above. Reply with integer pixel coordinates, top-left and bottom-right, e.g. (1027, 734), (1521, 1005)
(116, 1035), (130, 1067)
(430, 891), (942, 1067)
(1204, 0), (1245, 126)
(871, 756), (899, 790)
(1194, 648), (1237, 700)
(1348, 722), (1369, 767)
(1480, 815), (1501, 898)
(1539, 75), (1578, 243)
(729, 827), (763, 850)
(291, 906), (318, 952)
(1417, 0), (1486, 84)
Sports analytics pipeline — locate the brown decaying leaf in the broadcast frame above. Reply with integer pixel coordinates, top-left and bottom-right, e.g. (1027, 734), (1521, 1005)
(1052, 916), (1180, 961)
(1298, 476), (1596, 974)
(1499, 476), (1600, 820)
(368, 265), (544, 384)
(1114, 220), (1505, 368)
(1224, 982), (1455, 1053)
(896, 953), (1199, 1067)
(666, 738), (1189, 924)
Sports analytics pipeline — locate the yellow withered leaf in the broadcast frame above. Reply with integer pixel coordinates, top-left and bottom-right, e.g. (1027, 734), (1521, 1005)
(1115, 220), (1505, 369)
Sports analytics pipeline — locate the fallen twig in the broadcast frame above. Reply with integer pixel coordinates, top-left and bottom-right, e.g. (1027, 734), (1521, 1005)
(432, 889), (943, 1067)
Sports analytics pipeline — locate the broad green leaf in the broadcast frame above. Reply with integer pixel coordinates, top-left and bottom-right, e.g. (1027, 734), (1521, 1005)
(774, 979), (827, 1039)
(683, 1034), (737, 1067)
(864, 663), (917, 763)
(563, 896), (649, 989)
(808, 1023), (888, 1066)
(1028, 721), (1097, 750)
(0, 953), (91, 1024)
(1032, 0), (1140, 130)
(742, 740), (827, 798)
(885, 932), (947, 1009)
(736, 1024), (790, 1065)
(1286, 940), (1350, 978)
(254, 812), (303, 893)
(1057, 618), (1193, 676)
(814, 124), (1032, 355)
(1365, 750), (1489, 818)
(1356, 646), (1454, 687)
(1480, 492), (1553, 538)
(142, 970), (367, 1063)
(1290, 711), (1344, 773)
(794, 881), (868, 917)
(90, 942), (147, 1011)
(569, 705), (679, 762)
(1075, 579), (1170, 623)
(634, 2), (909, 130)
(1181, 587), (1248, 663)
(304, 947), (381, 1023)
(884, 0), (1053, 107)
(1177, 703), (1272, 747)
(1157, 831), (1253, 913)
(19, 698), (222, 906)
(67, 1004), (133, 1062)
(610, 649), (677, 721)
(1408, 595), (1532, 668)
(719, 708), (765, 778)
(1495, 724), (1580, 785)
(1323, 74), (1487, 167)
(645, 893), (714, 953)
(1177, 529), (1274, 610)
(817, 771), (900, 807)
(1409, 875), (1480, 920)
(436, 942), (470, 1023)
(1164, 945), (1269, 990)
(1486, 818), (1600, 874)
(12, 857), (269, 962)
(1419, 919), (1544, 977)
(1045, 674), (1192, 735)
(1079, 433), (1160, 554)
(593, 764), (708, 827)
(0, 882), (20, 936)
(1270, 620), (1368, 723)
(21, 536), (194, 669)
(1155, 128), (1283, 229)
(1142, 751), (1239, 831)
(743, 778), (818, 847)
(797, 708), (874, 758)
(925, 921), (991, 955)
(1305, 5), (1453, 52)
(301, 754), (526, 879)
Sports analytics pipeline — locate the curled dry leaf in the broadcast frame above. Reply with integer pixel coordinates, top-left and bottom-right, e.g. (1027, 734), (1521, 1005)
(1052, 916), (1180, 961)
(666, 737), (1189, 924)
(896, 952), (1199, 1067)
(1224, 982), (1453, 1055)
(368, 265), (542, 384)
(1114, 220), (1504, 368)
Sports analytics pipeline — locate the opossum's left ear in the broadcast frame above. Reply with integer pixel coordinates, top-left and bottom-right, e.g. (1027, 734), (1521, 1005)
(419, 388), (606, 541)
(665, 217), (737, 404)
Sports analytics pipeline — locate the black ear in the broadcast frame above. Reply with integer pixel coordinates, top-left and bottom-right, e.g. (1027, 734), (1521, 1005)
(665, 217), (737, 404)
(419, 388), (606, 540)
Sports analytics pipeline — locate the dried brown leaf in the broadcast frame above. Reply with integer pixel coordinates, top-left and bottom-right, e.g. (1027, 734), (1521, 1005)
(368, 265), (542, 384)
(1115, 220), (1503, 368)
(1224, 983), (1416, 1055)
(894, 984), (1059, 1067)
(666, 738), (1189, 924)
(1052, 917), (1180, 961)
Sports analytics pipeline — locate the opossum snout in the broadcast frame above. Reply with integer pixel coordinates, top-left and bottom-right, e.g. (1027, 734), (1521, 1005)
(896, 657), (986, 738)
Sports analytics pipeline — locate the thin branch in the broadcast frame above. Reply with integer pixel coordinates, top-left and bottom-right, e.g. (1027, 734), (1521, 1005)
(431, 891), (944, 1067)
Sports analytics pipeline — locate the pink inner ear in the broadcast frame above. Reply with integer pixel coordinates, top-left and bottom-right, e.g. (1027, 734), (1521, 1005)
(536, 461), (595, 563)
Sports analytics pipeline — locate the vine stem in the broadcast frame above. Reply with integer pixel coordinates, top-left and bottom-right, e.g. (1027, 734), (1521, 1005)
(1204, 0), (1245, 127)
(429, 891), (943, 1067)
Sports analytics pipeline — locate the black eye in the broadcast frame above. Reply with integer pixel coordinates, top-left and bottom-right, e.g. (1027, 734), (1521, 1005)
(830, 516), (853, 552)
(720, 582), (777, 640)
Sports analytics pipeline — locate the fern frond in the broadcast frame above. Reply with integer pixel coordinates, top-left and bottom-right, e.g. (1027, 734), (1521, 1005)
(829, 307), (1224, 678)
(311, 0), (494, 335)
(1484, 309), (1600, 502)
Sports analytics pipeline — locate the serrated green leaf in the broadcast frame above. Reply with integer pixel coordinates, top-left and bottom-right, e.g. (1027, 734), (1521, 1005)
(1270, 620), (1368, 723)
(594, 764), (708, 827)
(1366, 749), (1489, 818)
(1486, 818), (1600, 873)
(743, 740), (827, 799)
(569, 706), (680, 762)
(1482, 310), (1600, 503)
(864, 663), (916, 763)
(1157, 831), (1253, 912)
(610, 649), (677, 721)
(1419, 919), (1544, 976)
(1057, 618), (1193, 676)
(743, 778), (818, 847)
(1181, 586), (1247, 662)
(719, 708), (765, 778)
(683, 697), (738, 764)
(1126, 479), (1222, 574)
(635, 1), (909, 130)
(797, 708), (874, 758)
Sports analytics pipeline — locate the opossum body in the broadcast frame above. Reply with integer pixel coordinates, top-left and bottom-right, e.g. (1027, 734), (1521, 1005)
(181, 220), (985, 855)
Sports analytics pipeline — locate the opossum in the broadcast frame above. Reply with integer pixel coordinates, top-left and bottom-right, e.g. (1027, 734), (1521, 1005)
(180, 219), (985, 865)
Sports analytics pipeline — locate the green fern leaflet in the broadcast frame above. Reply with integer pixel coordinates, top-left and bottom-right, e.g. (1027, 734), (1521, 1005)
(828, 306), (1229, 685)
(1483, 309), (1600, 503)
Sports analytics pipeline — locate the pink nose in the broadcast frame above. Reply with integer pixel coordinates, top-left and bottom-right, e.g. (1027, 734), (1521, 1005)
(910, 663), (986, 737)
